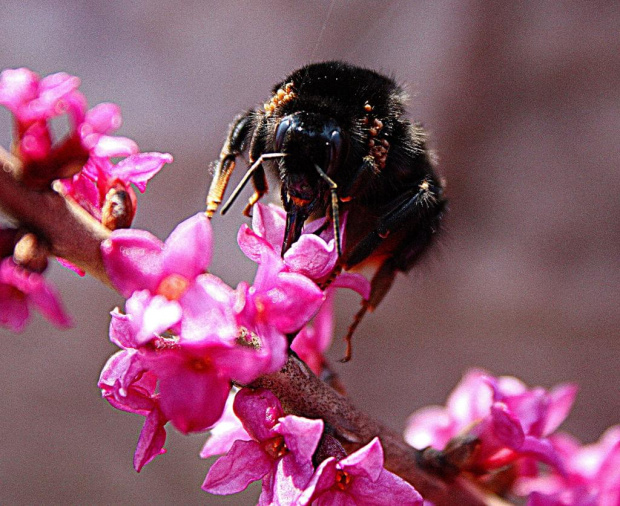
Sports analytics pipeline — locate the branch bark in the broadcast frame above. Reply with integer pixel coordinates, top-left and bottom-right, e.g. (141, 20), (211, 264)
(0, 147), (112, 285)
(252, 354), (501, 506)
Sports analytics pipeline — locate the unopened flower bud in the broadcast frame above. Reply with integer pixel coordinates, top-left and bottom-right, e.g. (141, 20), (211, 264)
(13, 232), (49, 273)
(102, 184), (134, 230)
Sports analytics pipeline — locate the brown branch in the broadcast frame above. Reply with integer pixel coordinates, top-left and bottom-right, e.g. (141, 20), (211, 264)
(0, 147), (112, 286)
(0, 146), (507, 504)
(251, 355), (507, 506)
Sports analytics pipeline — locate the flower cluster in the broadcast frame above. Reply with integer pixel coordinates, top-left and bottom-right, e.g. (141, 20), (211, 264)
(202, 388), (423, 505)
(98, 204), (370, 472)
(404, 370), (619, 504)
(0, 67), (171, 331)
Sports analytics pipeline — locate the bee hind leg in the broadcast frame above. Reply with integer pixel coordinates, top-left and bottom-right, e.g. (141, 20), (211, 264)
(340, 178), (445, 361)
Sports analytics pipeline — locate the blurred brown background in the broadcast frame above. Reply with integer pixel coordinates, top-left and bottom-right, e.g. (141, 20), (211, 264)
(1, 1), (618, 504)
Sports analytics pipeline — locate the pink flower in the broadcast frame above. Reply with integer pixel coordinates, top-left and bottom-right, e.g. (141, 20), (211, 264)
(203, 388), (324, 505)
(101, 212), (213, 298)
(0, 258), (71, 332)
(105, 277), (276, 436)
(0, 68), (79, 126)
(59, 152), (171, 223)
(515, 426), (620, 505)
(238, 203), (370, 299)
(297, 438), (423, 506)
(404, 370), (578, 473)
(236, 247), (325, 335)
(98, 348), (167, 471)
(100, 214), (291, 442)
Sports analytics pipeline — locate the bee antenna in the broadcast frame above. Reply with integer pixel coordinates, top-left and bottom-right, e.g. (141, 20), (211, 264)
(313, 164), (342, 258)
(221, 153), (286, 215)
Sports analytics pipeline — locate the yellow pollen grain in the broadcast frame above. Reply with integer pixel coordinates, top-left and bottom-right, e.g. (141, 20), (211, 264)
(157, 273), (190, 301)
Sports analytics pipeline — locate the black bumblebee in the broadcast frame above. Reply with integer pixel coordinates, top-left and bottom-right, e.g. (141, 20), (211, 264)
(207, 61), (445, 359)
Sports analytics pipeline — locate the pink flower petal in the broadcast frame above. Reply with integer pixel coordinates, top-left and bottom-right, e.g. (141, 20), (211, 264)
(162, 213), (212, 281)
(92, 135), (138, 157)
(101, 229), (164, 296)
(404, 405), (455, 450)
(276, 415), (324, 462)
(0, 67), (39, 114)
(155, 354), (231, 433)
(252, 203), (286, 249)
(341, 438), (384, 482)
(125, 291), (182, 345)
(237, 224), (274, 263)
(84, 102), (122, 134)
(109, 152), (172, 192)
(543, 383), (578, 436)
(200, 393), (251, 458)
(284, 233), (337, 279)
(134, 408), (168, 472)
(330, 272), (371, 300)
(233, 388), (285, 442)
(0, 284), (29, 332)
(203, 439), (272, 494)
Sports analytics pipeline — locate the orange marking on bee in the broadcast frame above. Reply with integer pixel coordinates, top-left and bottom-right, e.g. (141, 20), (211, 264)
(290, 195), (311, 207)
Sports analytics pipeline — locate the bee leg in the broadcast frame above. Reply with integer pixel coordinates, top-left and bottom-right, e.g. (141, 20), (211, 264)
(243, 133), (269, 216)
(340, 179), (445, 361)
(206, 111), (255, 217)
(340, 261), (396, 362)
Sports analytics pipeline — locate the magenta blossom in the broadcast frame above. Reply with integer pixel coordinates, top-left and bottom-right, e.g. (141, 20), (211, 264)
(404, 370), (578, 473)
(514, 426), (620, 505)
(104, 287), (269, 437)
(236, 248), (325, 335)
(101, 212), (213, 299)
(203, 388), (324, 505)
(238, 203), (370, 299)
(98, 348), (167, 471)
(59, 151), (172, 223)
(297, 438), (423, 506)
(0, 257), (71, 332)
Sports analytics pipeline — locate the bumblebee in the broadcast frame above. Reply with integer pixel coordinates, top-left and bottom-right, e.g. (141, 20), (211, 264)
(207, 61), (445, 359)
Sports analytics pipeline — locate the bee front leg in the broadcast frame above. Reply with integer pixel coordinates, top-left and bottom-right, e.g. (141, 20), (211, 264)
(206, 111), (255, 217)
(340, 178), (445, 361)
(243, 129), (269, 216)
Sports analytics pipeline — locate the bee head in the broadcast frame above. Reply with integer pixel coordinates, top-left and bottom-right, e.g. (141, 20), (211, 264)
(272, 112), (346, 253)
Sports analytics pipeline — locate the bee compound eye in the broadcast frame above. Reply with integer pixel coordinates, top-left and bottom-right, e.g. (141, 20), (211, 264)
(274, 117), (292, 152)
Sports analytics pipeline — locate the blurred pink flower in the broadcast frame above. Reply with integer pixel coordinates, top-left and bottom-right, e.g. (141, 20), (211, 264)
(0, 257), (71, 332)
(203, 388), (324, 505)
(297, 438), (423, 506)
(404, 370), (577, 473)
(0, 68), (137, 165)
(515, 426), (620, 505)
